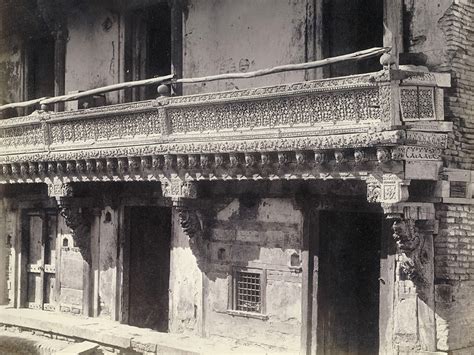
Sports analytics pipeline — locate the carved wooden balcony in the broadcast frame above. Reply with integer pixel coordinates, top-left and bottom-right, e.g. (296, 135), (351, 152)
(0, 69), (451, 189)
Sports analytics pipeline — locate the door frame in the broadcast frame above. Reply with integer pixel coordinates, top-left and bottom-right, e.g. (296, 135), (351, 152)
(20, 208), (60, 311)
(118, 202), (172, 326)
(300, 200), (388, 354)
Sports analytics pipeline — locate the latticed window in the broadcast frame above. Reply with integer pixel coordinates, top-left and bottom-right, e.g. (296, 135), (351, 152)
(232, 269), (265, 314)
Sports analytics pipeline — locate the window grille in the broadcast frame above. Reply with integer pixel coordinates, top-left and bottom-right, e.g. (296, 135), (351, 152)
(235, 271), (262, 313)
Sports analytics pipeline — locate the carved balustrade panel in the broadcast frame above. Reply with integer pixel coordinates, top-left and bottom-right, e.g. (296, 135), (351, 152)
(0, 69), (451, 184)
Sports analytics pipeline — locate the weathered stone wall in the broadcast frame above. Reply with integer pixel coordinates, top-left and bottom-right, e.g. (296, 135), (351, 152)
(406, 0), (474, 170)
(204, 197), (303, 351)
(182, 0), (310, 95)
(435, 203), (474, 351)
(65, 4), (123, 108)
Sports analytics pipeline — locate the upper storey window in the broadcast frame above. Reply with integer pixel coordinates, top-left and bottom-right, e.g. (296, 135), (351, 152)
(323, 0), (383, 77)
(26, 34), (55, 109)
(125, 2), (171, 101)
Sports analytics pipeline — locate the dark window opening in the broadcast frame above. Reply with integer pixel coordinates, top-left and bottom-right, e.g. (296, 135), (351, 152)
(323, 0), (384, 77)
(125, 3), (171, 101)
(26, 35), (55, 112)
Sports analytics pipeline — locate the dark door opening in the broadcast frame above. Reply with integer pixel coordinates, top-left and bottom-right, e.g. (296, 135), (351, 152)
(316, 210), (381, 355)
(128, 206), (171, 331)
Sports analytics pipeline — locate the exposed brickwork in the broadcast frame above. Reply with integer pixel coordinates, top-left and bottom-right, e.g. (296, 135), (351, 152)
(435, 203), (474, 351)
(435, 204), (474, 281)
(437, 0), (474, 170)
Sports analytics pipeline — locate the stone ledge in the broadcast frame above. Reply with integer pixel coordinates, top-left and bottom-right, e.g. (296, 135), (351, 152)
(0, 306), (290, 354)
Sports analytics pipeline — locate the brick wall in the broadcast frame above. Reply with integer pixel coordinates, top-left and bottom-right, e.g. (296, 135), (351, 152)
(407, 1), (474, 351)
(406, 0), (474, 170)
(435, 203), (474, 351)
(438, 0), (474, 170)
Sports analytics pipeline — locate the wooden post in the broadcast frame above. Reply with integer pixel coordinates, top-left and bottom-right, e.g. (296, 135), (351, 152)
(300, 206), (320, 354)
(383, 0), (404, 67)
(91, 210), (101, 317)
(118, 206), (130, 324)
(53, 28), (67, 112)
(300, 207), (312, 354)
(379, 216), (397, 354)
(170, 0), (183, 96)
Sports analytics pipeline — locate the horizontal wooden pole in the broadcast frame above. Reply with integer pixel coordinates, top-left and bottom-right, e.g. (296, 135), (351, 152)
(0, 47), (389, 113)
(176, 47), (389, 84)
(40, 74), (175, 105)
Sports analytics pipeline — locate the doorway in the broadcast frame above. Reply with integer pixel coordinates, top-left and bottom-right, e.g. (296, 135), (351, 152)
(316, 210), (381, 355)
(21, 210), (58, 311)
(127, 206), (171, 331)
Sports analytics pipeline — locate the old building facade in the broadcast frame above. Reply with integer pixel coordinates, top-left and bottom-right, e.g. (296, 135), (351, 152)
(0, 0), (473, 354)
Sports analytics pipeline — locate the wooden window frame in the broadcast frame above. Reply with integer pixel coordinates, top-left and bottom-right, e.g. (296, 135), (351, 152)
(227, 266), (268, 320)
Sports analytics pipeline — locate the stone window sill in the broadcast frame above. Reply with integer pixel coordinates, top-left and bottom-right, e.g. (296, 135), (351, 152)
(226, 310), (269, 320)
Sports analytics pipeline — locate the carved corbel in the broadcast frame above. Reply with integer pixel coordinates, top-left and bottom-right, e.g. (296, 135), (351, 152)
(175, 203), (204, 239)
(390, 217), (428, 286)
(160, 177), (204, 239)
(47, 180), (93, 263)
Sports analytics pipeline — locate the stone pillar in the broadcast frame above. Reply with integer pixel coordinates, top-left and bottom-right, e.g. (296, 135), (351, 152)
(366, 174), (438, 354)
(161, 177), (207, 336)
(383, 203), (437, 354)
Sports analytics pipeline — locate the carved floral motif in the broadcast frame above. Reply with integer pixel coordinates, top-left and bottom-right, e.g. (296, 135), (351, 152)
(177, 208), (202, 239)
(392, 219), (427, 285)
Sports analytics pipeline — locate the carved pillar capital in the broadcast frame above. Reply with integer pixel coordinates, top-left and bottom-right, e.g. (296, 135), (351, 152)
(161, 177), (198, 202)
(47, 179), (73, 203)
(160, 177), (204, 239)
(366, 174), (409, 204)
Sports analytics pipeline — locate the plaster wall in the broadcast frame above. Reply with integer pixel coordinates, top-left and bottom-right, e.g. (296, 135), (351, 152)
(57, 216), (84, 315)
(169, 209), (203, 335)
(205, 197), (303, 351)
(65, 5), (123, 109)
(182, 0), (310, 95)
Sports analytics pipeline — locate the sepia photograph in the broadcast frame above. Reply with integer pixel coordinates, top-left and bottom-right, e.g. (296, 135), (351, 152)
(0, 0), (472, 354)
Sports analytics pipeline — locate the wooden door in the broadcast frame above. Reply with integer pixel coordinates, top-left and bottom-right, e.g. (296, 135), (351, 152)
(316, 210), (381, 355)
(23, 210), (58, 311)
(128, 206), (171, 331)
